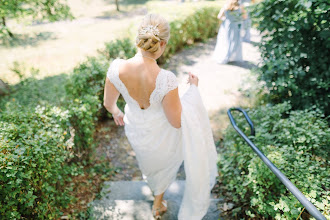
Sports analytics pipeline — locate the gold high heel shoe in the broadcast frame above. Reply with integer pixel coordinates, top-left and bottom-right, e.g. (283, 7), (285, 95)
(152, 200), (167, 219)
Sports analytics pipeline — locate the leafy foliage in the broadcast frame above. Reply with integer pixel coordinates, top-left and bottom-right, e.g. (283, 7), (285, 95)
(65, 57), (107, 156)
(65, 38), (138, 154)
(251, 0), (330, 115)
(219, 103), (330, 219)
(98, 38), (137, 61)
(0, 0), (73, 38)
(0, 103), (82, 219)
(159, 7), (219, 64)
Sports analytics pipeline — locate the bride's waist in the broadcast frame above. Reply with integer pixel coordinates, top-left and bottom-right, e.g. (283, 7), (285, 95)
(124, 108), (167, 128)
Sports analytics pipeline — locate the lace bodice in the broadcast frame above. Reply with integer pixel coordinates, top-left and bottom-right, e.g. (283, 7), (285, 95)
(106, 58), (178, 122)
(105, 59), (217, 220)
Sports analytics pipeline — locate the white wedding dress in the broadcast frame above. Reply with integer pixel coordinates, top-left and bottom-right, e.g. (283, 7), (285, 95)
(107, 58), (218, 219)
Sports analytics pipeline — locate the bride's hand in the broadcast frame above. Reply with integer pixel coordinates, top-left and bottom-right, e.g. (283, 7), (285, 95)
(113, 111), (125, 126)
(188, 72), (199, 87)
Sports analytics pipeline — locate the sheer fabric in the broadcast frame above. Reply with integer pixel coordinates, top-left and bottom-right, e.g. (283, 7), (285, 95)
(107, 59), (218, 219)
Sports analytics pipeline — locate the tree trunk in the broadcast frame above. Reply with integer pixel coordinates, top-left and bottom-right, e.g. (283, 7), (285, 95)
(115, 0), (120, 11)
(1, 16), (14, 38)
(0, 79), (10, 96)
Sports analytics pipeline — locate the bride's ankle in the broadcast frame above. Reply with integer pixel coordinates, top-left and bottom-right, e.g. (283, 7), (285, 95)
(153, 200), (166, 211)
(153, 201), (162, 208)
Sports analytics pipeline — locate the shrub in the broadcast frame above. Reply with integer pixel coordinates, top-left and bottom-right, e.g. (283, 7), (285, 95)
(64, 57), (106, 156)
(159, 7), (219, 64)
(219, 102), (329, 219)
(0, 103), (81, 219)
(64, 56), (126, 155)
(251, 0), (330, 115)
(98, 38), (137, 61)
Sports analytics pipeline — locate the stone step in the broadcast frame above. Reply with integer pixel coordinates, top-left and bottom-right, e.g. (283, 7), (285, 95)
(99, 180), (220, 201)
(100, 180), (186, 201)
(90, 199), (221, 220)
(90, 181), (222, 220)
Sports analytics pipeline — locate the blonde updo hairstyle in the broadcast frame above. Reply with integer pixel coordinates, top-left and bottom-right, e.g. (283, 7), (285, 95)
(136, 14), (170, 54)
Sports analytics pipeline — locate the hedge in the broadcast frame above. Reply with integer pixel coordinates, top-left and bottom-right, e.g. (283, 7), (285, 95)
(0, 103), (82, 219)
(159, 7), (219, 64)
(218, 102), (329, 219)
(0, 5), (221, 218)
(251, 0), (330, 115)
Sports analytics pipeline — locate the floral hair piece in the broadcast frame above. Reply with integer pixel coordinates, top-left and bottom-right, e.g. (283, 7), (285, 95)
(139, 24), (160, 36)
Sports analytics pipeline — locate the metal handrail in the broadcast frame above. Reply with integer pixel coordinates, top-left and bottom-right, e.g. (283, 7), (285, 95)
(227, 107), (326, 220)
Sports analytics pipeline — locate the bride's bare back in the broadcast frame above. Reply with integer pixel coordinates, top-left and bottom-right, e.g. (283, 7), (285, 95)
(118, 58), (161, 110)
(103, 13), (197, 129)
(102, 14), (214, 220)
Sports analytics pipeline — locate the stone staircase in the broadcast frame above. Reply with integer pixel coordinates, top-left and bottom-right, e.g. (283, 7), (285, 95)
(90, 180), (221, 220)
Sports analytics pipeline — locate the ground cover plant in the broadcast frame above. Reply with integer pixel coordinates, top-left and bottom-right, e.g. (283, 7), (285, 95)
(218, 0), (330, 218)
(219, 102), (329, 219)
(0, 103), (79, 219)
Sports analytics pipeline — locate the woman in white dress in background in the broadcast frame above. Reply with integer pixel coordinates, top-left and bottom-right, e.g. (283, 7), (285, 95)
(213, 0), (247, 64)
(103, 14), (218, 219)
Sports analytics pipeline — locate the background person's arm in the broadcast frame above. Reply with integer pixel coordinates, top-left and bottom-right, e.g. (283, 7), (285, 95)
(217, 2), (228, 20)
(241, 5), (248, 20)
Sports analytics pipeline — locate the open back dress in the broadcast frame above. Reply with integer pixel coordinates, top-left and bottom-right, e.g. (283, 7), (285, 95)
(107, 58), (218, 219)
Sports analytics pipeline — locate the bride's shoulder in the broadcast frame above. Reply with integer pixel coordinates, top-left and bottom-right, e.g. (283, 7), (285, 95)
(108, 58), (128, 71)
(108, 58), (121, 69)
(161, 69), (177, 79)
(109, 58), (125, 66)
(159, 69), (178, 91)
(107, 58), (124, 79)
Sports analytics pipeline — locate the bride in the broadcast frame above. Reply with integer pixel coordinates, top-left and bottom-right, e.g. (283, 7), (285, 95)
(103, 14), (218, 219)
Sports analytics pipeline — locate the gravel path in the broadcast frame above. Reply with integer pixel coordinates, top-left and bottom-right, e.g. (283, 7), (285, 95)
(97, 29), (261, 182)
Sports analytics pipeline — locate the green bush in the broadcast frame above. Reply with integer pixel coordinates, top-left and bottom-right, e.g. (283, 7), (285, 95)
(219, 102), (329, 219)
(251, 0), (330, 115)
(64, 39), (132, 152)
(65, 56), (119, 155)
(98, 38), (137, 61)
(159, 7), (219, 64)
(0, 103), (81, 219)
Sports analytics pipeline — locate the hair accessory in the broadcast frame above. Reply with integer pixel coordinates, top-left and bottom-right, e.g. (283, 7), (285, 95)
(139, 24), (160, 36)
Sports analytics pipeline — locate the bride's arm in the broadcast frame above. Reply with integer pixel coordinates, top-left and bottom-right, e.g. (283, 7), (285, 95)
(162, 73), (198, 129)
(104, 77), (124, 126)
(162, 88), (182, 129)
